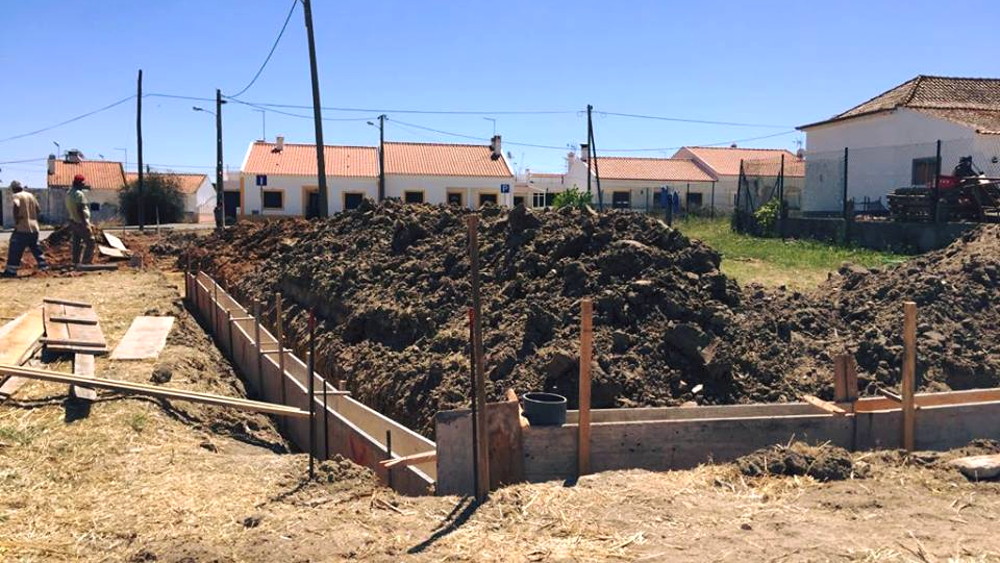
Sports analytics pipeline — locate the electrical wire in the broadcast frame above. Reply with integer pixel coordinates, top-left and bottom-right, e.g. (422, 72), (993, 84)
(0, 95), (135, 144)
(0, 157), (48, 165)
(598, 130), (799, 153)
(227, 0), (298, 98)
(600, 111), (793, 129)
(225, 97), (376, 121)
(227, 99), (579, 115)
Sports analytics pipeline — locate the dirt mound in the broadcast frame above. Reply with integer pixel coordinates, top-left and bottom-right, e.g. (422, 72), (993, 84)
(176, 202), (749, 434)
(736, 442), (864, 481)
(721, 224), (1000, 402)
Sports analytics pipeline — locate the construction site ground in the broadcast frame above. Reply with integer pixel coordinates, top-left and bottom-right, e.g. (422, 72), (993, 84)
(1, 270), (1000, 561)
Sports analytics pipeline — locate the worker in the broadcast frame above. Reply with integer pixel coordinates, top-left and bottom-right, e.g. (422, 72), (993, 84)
(65, 174), (96, 265)
(3, 181), (49, 278)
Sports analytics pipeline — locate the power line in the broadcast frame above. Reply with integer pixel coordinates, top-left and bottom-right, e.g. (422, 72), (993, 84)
(227, 0), (298, 98)
(227, 99), (579, 116)
(599, 130), (799, 153)
(600, 111), (793, 129)
(0, 95), (135, 144)
(0, 157), (48, 164)
(225, 97), (376, 122)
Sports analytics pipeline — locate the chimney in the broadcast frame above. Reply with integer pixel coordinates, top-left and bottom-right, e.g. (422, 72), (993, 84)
(730, 143), (737, 148)
(490, 135), (502, 160)
(47, 154), (56, 175)
(275, 136), (285, 152)
(580, 143), (590, 162)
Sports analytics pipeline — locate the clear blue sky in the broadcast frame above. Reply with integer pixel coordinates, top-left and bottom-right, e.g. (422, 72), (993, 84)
(3, 0), (999, 188)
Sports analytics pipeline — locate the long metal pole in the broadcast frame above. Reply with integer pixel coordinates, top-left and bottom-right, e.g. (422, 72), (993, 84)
(302, 0), (329, 217)
(136, 69), (144, 230)
(215, 89), (224, 230)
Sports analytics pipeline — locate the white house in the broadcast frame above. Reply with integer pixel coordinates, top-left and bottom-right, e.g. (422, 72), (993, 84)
(564, 146), (718, 212)
(798, 75), (1000, 213)
(671, 146), (804, 211)
(237, 136), (515, 216)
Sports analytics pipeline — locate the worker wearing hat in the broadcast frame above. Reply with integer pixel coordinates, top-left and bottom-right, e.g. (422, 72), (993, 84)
(3, 181), (49, 278)
(65, 174), (96, 265)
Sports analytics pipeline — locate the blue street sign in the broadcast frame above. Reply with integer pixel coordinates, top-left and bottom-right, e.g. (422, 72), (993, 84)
(500, 183), (511, 194)
(256, 175), (267, 187)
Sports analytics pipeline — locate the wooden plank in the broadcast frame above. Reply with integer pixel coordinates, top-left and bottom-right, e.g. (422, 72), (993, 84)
(434, 401), (527, 495)
(488, 400), (525, 488)
(49, 316), (99, 325)
(845, 355), (859, 402)
(71, 353), (98, 401)
(75, 264), (118, 271)
(103, 231), (128, 251)
(902, 301), (917, 451)
(578, 298), (593, 476)
(833, 355), (848, 403)
(0, 363), (310, 418)
(110, 316), (176, 360)
(97, 245), (129, 259)
(858, 388), (1000, 412)
(468, 215), (490, 501)
(566, 403), (827, 424)
(950, 454), (1000, 480)
(380, 450), (437, 469)
(802, 394), (847, 415)
(40, 338), (108, 347)
(42, 298), (93, 307)
(0, 308), (45, 364)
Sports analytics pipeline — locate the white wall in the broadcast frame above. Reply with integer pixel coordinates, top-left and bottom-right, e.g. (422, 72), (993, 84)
(384, 174), (516, 208)
(803, 109), (977, 212)
(187, 177), (217, 223)
(240, 173), (378, 216)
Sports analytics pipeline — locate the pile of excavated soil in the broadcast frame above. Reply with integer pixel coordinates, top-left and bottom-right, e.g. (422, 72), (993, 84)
(165, 202), (1000, 437)
(735, 442), (864, 481)
(178, 202), (749, 435)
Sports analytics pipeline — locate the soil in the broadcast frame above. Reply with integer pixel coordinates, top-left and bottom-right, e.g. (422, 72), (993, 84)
(164, 203), (1000, 437)
(736, 442), (865, 481)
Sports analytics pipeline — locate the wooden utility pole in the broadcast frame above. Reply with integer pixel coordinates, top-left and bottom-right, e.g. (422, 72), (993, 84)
(215, 89), (225, 230)
(578, 298), (593, 476)
(378, 114), (386, 202)
(136, 69), (144, 230)
(902, 302), (917, 451)
(468, 215), (490, 500)
(301, 0), (329, 217)
(586, 104), (603, 211)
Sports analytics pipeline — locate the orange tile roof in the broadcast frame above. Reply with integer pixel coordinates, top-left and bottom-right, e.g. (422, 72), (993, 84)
(589, 157), (715, 182)
(126, 172), (210, 194)
(384, 142), (513, 177)
(800, 75), (1000, 130)
(243, 141), (377, 177)
(675, 147), (803, 177)
(49, 160), (125, 191)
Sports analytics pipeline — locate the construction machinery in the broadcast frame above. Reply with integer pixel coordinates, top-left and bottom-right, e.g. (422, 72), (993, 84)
(887, 156), (1000, 222)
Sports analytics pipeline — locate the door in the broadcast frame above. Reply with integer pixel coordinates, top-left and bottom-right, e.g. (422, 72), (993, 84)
(478, 193), (498, 207)
(612, 191), (631, 209)
(305, 191), (320, 218)
(223, 191), (241, 221)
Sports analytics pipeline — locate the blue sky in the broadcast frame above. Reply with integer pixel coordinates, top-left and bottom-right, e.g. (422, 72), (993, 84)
(2, 0), (999, 188)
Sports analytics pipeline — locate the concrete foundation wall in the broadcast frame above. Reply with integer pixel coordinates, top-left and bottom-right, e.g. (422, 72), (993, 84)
(781, 217), (978, 253)
(188, 273), (435, 495)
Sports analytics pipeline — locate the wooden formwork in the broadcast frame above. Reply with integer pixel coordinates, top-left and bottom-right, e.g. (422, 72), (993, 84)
(187, 272), (436, 496)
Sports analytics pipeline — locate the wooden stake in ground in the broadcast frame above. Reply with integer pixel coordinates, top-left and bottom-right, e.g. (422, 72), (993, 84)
(902, 301), (917, 451)
(467, 214), (490, 501)
(578, 298), (593, 476)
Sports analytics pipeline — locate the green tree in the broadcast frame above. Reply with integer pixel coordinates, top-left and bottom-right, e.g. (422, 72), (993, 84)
(119, 173), (185, 225)
(552, 186), (593, 209)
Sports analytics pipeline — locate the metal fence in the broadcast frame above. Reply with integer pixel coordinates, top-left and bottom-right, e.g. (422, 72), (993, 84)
(732, 154), (805, 234)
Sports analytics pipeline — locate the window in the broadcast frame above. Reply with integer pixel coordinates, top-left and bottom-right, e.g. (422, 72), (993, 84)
(612, 191), (631, 209)
(478, 193), (498, 206)
(686, 192), (703, 208)
(446, 192), (463, 206)
(912, 157), (938, 186)
(513, 196), (525, 207)
(531, 192), (556, 208)
(344, 192), (364, 210)
(404, 191), (424, 204)
(262, 190), (284, 210)
(89, 202), (100, 212)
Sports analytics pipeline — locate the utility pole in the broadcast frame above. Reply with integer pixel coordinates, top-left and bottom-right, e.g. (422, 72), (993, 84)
(137, 69), (144, 230)
(215, 89), (225, 230)
(586, 105), (592, 199)
(378, 114), (386, 202)
(302, 0), (329, 217)
(586, 104), (603, 211)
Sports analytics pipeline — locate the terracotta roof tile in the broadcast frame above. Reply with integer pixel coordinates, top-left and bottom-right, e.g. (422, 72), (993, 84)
(589, 157), (715, 182)
(49, 160), (125, 191)
(801, 75), (1000, 129)
(384, 142), (513, 177)
(676, 147), (803, 177)
(126, 172), (210, 194)
(243, 141), (377, 177)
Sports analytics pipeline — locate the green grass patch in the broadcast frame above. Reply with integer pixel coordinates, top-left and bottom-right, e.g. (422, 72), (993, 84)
(0, 425), (44, 446)
(676, 217), (906, 290)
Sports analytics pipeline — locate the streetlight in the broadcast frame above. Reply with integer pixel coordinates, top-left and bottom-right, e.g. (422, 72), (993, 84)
(114, 147), (128, 168)
(366, 114), (386, 202)
(253, 109), (266, 141)
(193, 93), (226, 230)
(53, 141), (61, 158)
(483, 117), (496, 137)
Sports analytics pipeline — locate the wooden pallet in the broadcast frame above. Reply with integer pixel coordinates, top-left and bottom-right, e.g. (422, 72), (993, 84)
(42, 298), (108, 355)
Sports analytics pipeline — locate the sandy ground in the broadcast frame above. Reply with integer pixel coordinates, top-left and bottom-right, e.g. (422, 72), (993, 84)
(1, 270), (1000, 562)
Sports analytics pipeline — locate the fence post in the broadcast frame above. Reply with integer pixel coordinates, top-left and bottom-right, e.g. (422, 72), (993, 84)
(933, 139), (942, 223)
(710, 181), (716, 218)
(777, 154), (785, 238)
(842, 147), (850, 245)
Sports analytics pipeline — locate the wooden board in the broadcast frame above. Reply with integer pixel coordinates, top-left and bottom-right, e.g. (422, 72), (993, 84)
(110, 316), (175, 360)
(97, 245), (129, 259)
(950, 454), (1000, 480)
(42, 300), (107, 355)
(0, 308), (45, 401)
(71, 353), (98, 401)
(103, 231), (128, 251)
(435, 401), (526, 495)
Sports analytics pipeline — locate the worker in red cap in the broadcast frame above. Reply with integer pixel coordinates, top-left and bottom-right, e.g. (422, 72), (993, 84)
(65, 174), (95, 265)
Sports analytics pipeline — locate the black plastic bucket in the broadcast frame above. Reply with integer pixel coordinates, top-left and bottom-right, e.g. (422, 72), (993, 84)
(521, 392), (567, 426)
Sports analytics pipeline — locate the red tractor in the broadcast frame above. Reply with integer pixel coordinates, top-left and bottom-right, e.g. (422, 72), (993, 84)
(887, 156), (1000, 222)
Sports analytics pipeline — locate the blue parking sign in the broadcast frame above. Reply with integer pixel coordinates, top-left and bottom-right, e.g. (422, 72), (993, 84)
(256, 175), (267, 187)
(500, 183), (510, 194)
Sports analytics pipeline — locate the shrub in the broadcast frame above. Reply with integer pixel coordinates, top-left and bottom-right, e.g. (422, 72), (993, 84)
(552, 187), (593, 209)
(119, 174), (186, 225)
